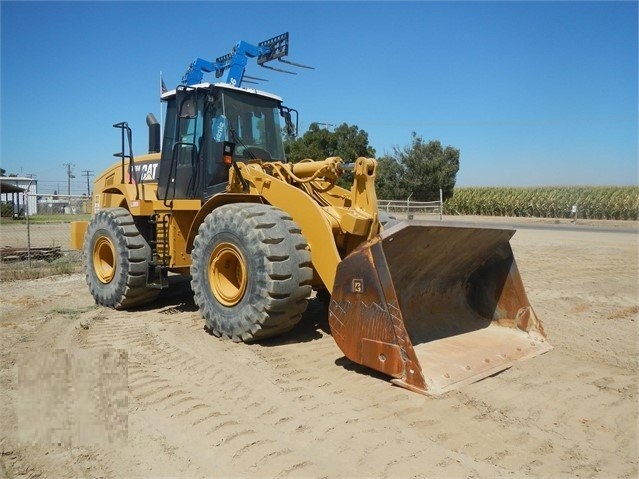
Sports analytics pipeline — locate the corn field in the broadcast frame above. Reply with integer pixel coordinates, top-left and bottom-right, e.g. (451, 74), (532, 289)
(444, 186), (639, 220)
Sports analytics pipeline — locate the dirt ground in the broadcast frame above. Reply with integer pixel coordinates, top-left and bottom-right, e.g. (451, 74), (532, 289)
(0, 219), (637, 478)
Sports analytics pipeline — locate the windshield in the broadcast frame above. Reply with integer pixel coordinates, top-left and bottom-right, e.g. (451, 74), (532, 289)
(214, 89), (286, 161)
(157, 85), (288, 201)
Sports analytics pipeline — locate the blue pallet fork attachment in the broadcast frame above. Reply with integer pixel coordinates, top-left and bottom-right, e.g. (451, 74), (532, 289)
(181, 32), (313, 88)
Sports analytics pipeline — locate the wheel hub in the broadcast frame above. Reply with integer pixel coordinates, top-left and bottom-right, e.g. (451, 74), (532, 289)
(93, 236), (116, 284)
(209, 243), (248, 307)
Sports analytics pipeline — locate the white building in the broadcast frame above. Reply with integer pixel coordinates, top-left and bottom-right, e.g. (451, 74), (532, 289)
(0, 177), (37, 216)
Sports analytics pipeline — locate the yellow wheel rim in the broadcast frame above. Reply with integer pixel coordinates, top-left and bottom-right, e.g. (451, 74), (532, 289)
(209, 242), (247, 307)
(93, 236), (116, 284)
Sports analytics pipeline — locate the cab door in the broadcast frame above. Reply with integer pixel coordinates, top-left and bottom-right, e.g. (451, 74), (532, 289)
(157, 87), (203, 202)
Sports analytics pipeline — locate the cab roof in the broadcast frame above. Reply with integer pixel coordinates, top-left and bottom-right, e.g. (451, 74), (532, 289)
(161, 82), (283, 103)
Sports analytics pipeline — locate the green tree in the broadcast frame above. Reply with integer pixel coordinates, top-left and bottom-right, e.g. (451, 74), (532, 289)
(379, 132), (459, 201)
(376, 155), (409, 200)
(284, 122), (376, 163)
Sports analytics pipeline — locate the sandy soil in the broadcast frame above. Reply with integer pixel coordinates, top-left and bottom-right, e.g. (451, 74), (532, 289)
(0, 221), (637, 478)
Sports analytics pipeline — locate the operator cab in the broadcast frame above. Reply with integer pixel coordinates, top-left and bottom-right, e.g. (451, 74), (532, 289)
(157, 82), (296, 201)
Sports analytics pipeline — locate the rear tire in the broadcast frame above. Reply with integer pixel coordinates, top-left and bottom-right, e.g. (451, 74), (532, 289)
(83, 207), (158, 309)
(190, 203), (313, 342)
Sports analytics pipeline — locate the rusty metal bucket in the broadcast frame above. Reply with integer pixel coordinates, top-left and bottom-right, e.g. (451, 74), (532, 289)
(328, 221), (552, 395)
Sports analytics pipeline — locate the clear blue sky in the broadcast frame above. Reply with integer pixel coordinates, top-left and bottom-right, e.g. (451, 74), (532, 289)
(1, 1), (637, 194)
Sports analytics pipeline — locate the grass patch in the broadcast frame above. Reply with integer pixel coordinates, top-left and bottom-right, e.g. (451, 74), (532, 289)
(51, 305), (100, 319)
(0, 252), (83, 282)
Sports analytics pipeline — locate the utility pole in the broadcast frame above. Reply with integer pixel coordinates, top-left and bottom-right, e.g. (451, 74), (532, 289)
(63, 163), (75, 195)
(82, 170), (94, 196)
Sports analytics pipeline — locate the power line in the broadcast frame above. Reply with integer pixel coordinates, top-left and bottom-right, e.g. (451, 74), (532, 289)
(63, 163), (75, 196)
(82, 170), (94, 196)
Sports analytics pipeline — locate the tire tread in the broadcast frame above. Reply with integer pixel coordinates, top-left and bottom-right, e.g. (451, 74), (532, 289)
(191, 204), (312, 342)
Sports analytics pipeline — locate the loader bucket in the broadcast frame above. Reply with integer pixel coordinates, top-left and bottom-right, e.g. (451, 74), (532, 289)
(328, 221), (552, 395)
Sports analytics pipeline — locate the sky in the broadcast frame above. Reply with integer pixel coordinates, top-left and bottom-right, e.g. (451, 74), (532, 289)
(1, 1), (637, 195)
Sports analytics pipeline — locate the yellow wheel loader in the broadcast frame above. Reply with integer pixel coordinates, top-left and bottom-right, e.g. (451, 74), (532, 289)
(71, 33), (551, 395)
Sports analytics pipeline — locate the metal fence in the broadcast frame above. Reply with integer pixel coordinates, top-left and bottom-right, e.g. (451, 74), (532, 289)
(0, 195), (91, 271)
(379, 191), (444, 221)
(0, 192), (444, 274)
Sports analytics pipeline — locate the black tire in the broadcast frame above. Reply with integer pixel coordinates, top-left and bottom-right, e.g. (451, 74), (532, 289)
(190, 203), (313, 342)
(83, 207), (158, 309)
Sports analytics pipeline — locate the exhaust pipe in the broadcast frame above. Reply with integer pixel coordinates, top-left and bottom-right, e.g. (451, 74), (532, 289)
(146, 113), (160, 153)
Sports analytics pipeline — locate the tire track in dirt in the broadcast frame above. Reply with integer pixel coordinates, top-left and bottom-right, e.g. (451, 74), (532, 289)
(248, 295), (637, 478)
(0, 280), (514, 479)
(245, 305), (510, 478)
(79, 309), (327, 478)
(76, 299), (507, 478)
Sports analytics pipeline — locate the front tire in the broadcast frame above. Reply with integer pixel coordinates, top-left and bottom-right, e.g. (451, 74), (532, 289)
(83, 207), (158, 309)
(190, 204), (313, 342)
